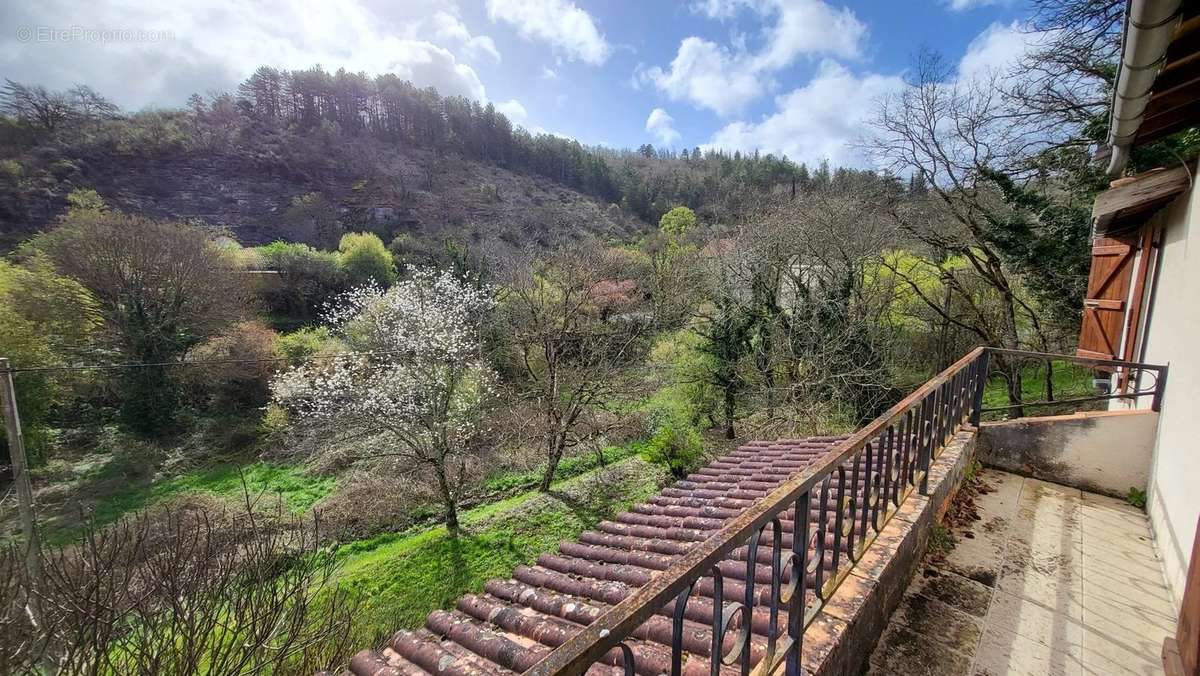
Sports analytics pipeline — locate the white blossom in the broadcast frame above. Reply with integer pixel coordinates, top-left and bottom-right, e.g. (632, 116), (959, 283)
(273, 269), (497, 466)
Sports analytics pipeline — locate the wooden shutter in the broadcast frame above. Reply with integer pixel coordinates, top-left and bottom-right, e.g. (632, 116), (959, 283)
(1164, 514), (1200, 676)
(1078, 236), (1136, 360)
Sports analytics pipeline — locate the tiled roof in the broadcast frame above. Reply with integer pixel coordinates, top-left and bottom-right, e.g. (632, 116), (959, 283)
(347, 436), (850, 676)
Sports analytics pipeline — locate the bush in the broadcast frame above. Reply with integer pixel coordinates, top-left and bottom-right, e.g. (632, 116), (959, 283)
(184, 320), (279, 411)
(257, 241), (348, 328)
(338, 232), (396, 288)
(259, 402), (290, 441)
(1, 498), (358, 675)
(645, 330), (719, 427)
(642, 423), (703, 479)
(275, 326), (340, 365)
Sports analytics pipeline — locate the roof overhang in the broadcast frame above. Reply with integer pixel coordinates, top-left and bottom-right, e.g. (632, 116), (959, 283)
(1092, 164), (1191, 236)
(1105, 1), (1200, 176)
(1137, 8), (1200, 145)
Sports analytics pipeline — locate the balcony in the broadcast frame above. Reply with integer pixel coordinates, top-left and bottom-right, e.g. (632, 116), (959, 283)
(346, 347), (1172, 676)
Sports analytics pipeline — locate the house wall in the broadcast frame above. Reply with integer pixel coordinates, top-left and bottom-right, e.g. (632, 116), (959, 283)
(1139, 162), (1200, 610)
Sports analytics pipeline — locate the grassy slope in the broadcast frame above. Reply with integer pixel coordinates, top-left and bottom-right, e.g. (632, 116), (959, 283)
(333, 456), (668, 647)
(43, 461), (335, 545)
(982, 362), (1095, 419)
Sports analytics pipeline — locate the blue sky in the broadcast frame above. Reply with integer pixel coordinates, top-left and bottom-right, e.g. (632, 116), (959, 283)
(1, 0), (1035, 167)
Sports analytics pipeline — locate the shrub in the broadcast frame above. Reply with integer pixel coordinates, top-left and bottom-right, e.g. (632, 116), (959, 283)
(338, 232), (396, 288)
(259, 402), (290, 441)
(1, 498), (358, 675)
(645, 330), (719, 427)
(275, 326), (340, 365)
(257, 241), (348, 328)
(184, 320), (279, 411)
(64, 187), (105, 212)
(642, 423), (703, 479)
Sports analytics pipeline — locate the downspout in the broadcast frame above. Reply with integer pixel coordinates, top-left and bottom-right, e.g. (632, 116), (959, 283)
(1106, 0), (1183, 177)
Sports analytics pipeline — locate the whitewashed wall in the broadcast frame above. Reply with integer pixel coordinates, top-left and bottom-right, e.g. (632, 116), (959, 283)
(1140, 159), (1200, 609)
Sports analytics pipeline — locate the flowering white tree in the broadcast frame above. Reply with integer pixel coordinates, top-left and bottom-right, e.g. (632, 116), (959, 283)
(271, 269), (495, 533)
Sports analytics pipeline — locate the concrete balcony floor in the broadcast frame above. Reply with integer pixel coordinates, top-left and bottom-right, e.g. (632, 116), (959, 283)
(868, 469), (1177, 676)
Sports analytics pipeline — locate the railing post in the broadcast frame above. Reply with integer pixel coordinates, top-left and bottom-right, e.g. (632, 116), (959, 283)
(969, 349), (990, 427)
(786, 492), (809, 676)
(1152, 364), (1168, 412)
(919, 393), (933, 495)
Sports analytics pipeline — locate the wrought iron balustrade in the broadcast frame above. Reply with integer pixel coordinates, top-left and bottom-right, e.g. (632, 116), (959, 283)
(523, 347), (992, 676)
(978, 348), (1167, 418)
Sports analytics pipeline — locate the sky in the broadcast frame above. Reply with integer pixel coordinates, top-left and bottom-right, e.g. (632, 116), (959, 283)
(0, 0), (1037, 168)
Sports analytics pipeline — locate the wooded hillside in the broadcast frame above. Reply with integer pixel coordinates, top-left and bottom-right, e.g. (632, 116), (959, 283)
(0, 67), (880, 253)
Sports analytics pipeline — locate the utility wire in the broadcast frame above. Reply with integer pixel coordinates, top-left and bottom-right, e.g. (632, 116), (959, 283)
(1, 348), (416, 374)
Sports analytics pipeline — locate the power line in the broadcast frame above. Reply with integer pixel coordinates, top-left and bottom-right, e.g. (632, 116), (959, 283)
(0, 348), (416, 375)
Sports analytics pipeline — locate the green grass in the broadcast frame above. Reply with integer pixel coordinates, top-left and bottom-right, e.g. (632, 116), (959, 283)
(482, 442), (644, 493)
(928, 524), (956, 556)
(332, 456), (665, 647)
(1127, 487), (1147, 510)
(45, 462), (336, 545)
(981, 362), (1096, 419)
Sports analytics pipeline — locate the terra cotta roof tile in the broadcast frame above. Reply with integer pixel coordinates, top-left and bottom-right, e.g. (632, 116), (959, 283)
(347, 435), (855, 676)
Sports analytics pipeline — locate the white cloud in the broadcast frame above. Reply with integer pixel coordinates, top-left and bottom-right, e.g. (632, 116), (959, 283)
(641, 0), (866, 115)
(944, 0), (1008, 11)
(691, 0), (739, 19)
(429, 10), (501, 62)
(485, 0), (609, 65)
(957, 21), (1044, 81)
(750, 0), (865, 69)
(645, 107), (681, 145)
(495, 98), (528, 124)
(0, 0), (494, 109)
(541, 66), (558, 80)
(706, 60), (903, 167)
(639, 38), (763, 117)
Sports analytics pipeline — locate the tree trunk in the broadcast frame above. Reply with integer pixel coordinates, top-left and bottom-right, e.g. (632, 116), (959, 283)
(1004, 361), (1025, 419)
(724, 385), (736, 439)
(434, 464), (459, 535)
(1044, 361), (1055, 402)
(539, 443), (562, 493)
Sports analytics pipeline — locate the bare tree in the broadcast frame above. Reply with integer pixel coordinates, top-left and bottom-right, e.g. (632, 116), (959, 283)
(0, 80), (118, 132)
(1, 497), (358, 675)
(1, 81), (74, 131)
(498, 244), (651, 491)
(713, 185), (904, 438)
(866, 51), (1069, 412)
(1010, 0), (1123, 133)
(36, 210), (252, 434)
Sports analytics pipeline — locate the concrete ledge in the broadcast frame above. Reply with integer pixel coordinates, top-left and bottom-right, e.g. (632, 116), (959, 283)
(977, 409), (1156, 497)
(803, 429), (977, 676)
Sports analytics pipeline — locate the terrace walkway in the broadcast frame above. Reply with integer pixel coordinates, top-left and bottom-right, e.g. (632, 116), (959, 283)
(868, 469), (1177, 676)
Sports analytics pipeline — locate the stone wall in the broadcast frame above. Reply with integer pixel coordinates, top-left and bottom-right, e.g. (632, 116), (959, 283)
(809, 429), (977, 676)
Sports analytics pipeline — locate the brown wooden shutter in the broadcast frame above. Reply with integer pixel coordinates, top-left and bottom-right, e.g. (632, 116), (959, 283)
(1077, 236), (1136, 360)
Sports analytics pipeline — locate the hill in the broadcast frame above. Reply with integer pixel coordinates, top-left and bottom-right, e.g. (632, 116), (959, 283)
(0, 67), (882, 252)
(0, 140), (642, 253)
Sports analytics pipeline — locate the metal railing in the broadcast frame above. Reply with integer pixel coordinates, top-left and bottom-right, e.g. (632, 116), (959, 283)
(978, 348), (1168, 418)
(523, 347), (992, 676)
